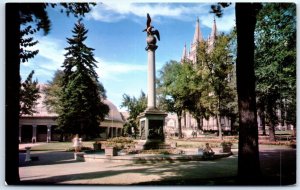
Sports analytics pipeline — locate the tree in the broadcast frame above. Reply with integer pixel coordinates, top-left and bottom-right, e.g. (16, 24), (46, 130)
(182, 58), (208, 132)
(196, 35), (235, 140)
(43, 70), (64, 113)
(19, 70), (40, 116)
(6, 3), (94, 183)
(211, 2), (262, 183)
(157, 60), (193, 138)
(255, 3), (296, 141)
(235, 3), (262, 182)
(121, 91), (147, 137)
(58, 20), (109, 139)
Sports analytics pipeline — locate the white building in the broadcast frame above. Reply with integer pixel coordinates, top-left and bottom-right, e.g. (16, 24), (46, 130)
(19, 85), (125, 143)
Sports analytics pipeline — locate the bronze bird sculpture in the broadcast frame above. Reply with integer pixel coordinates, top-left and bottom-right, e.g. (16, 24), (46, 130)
(143, 13), (160, 41)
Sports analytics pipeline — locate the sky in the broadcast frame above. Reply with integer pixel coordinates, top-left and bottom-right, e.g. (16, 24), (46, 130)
(20, 1), (236, 111)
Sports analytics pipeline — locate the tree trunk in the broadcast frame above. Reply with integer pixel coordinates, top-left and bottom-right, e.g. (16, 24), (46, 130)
(6, 4), (21, 184)
(258, 106), (266, 135)
(236, 3), (261, 183)
(216, 114), (223, 140)
(177, 111), (183, 138)
(183, 111), (186, 128)
(196, 116), (203, 131)
(267, 101), (276, 141)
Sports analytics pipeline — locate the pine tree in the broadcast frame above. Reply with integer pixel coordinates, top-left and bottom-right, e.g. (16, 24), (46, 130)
(6, 3), (94, 183)
(19, 70), (40, 116)
(58, 20), (109, 139)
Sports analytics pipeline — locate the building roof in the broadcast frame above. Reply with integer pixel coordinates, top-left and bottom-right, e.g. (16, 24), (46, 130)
(21, 84), (124, 123)
(103, 99), (124, 122)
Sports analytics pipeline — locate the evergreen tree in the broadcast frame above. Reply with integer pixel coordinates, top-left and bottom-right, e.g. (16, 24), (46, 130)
(58, 20), (109, 139)
(19, 70), (40, 116)
(6, 3), (94, 183)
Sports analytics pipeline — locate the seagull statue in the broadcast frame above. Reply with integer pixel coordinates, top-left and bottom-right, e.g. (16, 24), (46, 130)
(143, 13), (160, 41)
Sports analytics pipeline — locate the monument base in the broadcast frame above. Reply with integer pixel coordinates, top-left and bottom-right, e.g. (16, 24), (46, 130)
(135, 139), (171, 150)
(137, 108), (167, 150)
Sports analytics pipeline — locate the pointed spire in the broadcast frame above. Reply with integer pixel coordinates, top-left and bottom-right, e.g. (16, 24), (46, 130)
(192, 17), (203, 44)
(181, 42), (187, 62)
(208, 17), (217, 53)
(210, 17), (217, 39)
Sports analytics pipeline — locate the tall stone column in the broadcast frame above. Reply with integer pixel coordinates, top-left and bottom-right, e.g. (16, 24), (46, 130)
(147, 44), (157, 109)
(137, 15), (167, 150)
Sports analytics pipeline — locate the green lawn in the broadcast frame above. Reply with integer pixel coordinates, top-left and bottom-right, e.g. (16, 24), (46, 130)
(30, 141), (95, 151)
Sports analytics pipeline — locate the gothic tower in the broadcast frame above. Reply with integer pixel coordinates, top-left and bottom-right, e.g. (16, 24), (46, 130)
(181, 17), (217, 64)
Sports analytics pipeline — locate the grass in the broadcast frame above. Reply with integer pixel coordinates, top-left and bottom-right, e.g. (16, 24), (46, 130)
(27, 141), (95, 151)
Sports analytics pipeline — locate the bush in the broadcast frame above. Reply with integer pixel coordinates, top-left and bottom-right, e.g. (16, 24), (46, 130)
(103, 137), (136, 149)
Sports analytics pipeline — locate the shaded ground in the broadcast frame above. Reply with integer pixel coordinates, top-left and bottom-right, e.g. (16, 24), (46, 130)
(19, 145), (296, 186)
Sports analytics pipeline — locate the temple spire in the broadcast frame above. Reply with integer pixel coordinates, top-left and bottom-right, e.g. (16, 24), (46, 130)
(208, 17), (217, 52)
(210, 17), (217, 39)
(192, 17), (203, 44)
(181, 42), (187, 63)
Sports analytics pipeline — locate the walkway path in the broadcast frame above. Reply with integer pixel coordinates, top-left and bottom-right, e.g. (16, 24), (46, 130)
(19, 146), (296, 185)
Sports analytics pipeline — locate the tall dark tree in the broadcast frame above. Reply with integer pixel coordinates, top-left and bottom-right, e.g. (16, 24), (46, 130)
(19, 70), (40, 116)
(235, 3), (262, 182)
(58, 21), (109, 139)
(6, 3), (94, 183)
(211, 2), (262, 183)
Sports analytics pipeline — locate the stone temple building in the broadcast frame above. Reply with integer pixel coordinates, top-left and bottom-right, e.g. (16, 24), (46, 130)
(166, 18), (232, 137)
(19, 84), (125, 143)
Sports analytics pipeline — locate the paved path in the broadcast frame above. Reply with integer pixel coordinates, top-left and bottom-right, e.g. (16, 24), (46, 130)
(19, 146), (296, 185)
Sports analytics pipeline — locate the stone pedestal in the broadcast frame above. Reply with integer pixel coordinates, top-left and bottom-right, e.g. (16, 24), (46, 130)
(25, 147), (31, 162)
(137, 108), (167, 150)
(105, 147), (117, 156)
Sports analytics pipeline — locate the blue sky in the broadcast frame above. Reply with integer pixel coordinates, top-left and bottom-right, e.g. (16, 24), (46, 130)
(20, 2), (235, 111)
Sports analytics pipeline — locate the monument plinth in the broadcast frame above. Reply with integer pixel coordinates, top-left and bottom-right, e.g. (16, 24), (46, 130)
(137, 14), (167, 150)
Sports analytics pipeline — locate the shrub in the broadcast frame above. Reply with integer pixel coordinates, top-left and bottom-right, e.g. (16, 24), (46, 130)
(103, 137), (136, 149)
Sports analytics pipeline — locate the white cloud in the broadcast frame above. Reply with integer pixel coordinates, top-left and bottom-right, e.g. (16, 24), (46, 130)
(199, 6), (235, 33)
(87, 3), (211, 22)
(87, 3), (235, 32)
(95, 57), (147, 81)
(25, 36), (66, 72)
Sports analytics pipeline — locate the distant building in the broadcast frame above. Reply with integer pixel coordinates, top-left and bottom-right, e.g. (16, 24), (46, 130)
(19, 84), (125, 143)
(175, 18), (232, 135)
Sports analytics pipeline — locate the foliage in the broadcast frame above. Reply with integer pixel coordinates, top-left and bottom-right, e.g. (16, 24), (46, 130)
(255, 3), (296, 140)
(157, 60), (192, 138)
(221, 141), (233, 147)
(57, 20), (109, 138)
(193, 34), (236, 139)
(103, 137), (136, 149)
(43, 70), (64, 113)
(19, 70), (40, 116)
(121, 91), (147, 137)
(19, 3), (95, 63)
(6, 2), (95, 184)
